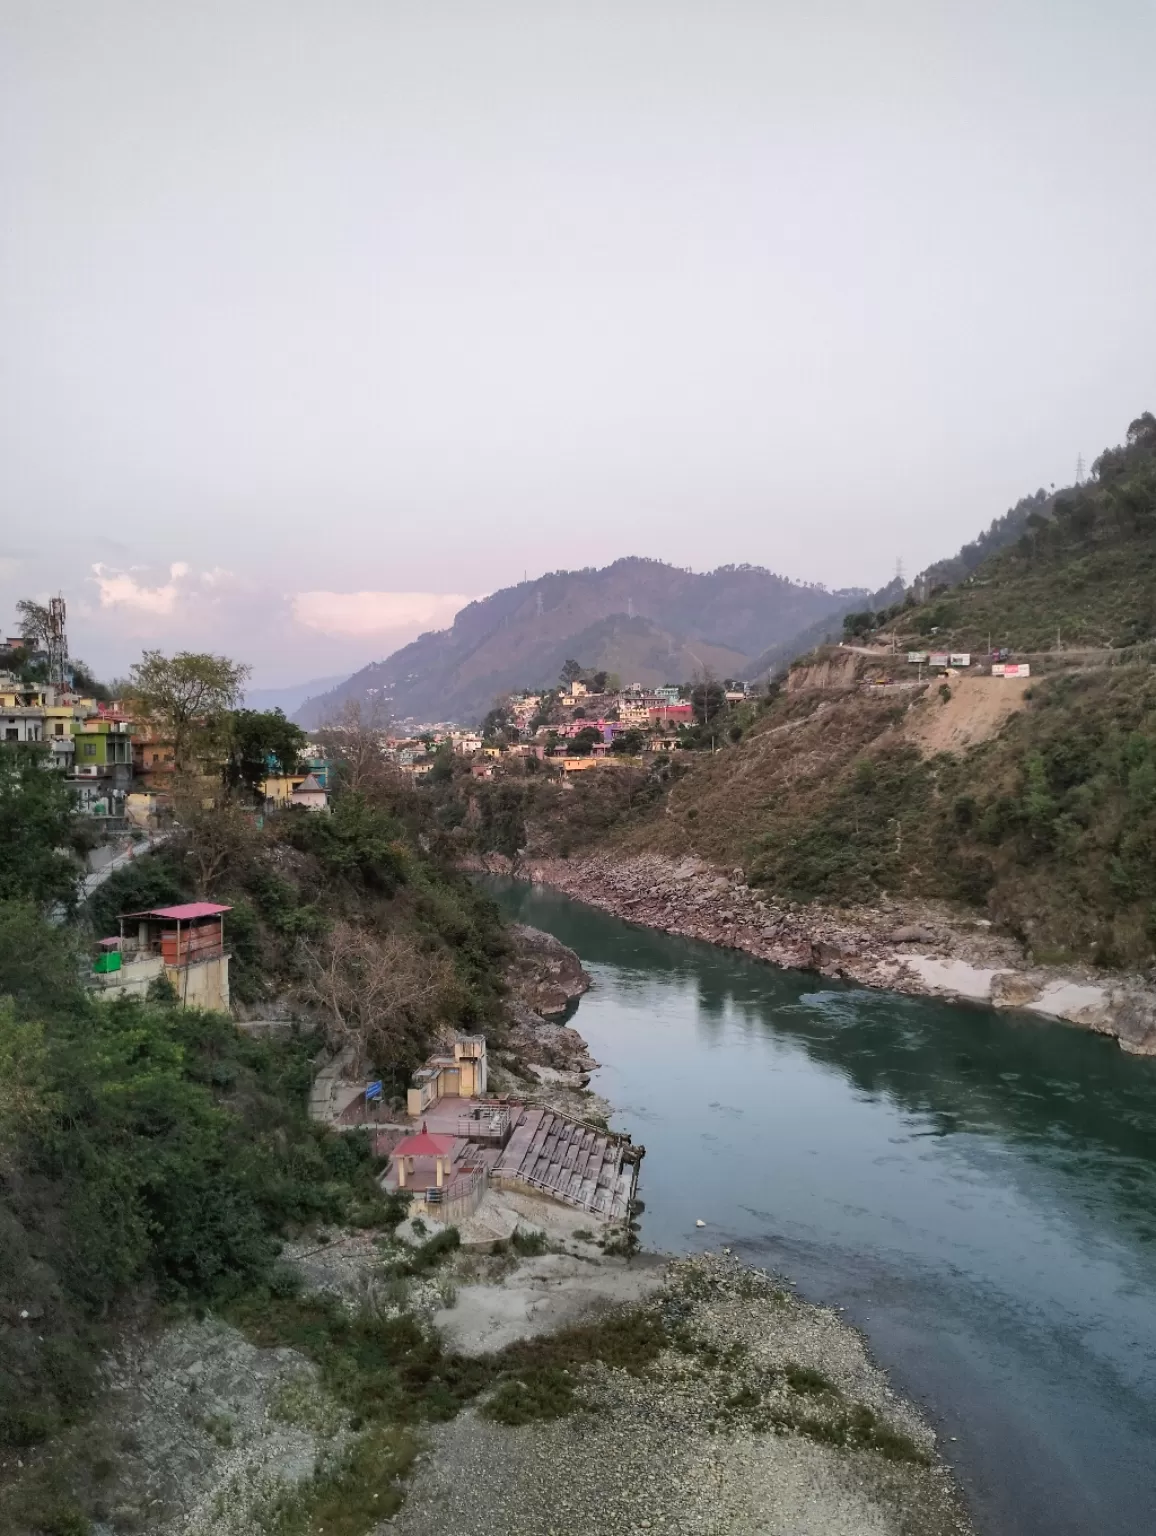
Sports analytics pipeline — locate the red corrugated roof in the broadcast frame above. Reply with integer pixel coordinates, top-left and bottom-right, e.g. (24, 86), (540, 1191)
(122, 902), (232, 920)
(392, 1130), (455, 1158)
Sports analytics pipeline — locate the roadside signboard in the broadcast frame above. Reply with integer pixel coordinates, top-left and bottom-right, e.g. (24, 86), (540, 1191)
(365, 1080), (383, 1101)
(950, 652), (971, 667)
(907, 651), (927, 663)
(929, 652), (949, 668)
(1002, 663), (1030, 678)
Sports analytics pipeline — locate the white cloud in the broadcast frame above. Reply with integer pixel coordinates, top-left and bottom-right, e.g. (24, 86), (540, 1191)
(291, 590), (474, 638)
(91, 563), (181, 614)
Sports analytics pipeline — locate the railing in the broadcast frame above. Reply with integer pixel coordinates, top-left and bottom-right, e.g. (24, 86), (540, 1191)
(455, 1107), (511, 1142)
(421, 1166), (487, 1224)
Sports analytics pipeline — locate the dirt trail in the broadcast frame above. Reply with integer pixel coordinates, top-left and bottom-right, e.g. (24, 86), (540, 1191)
(901, 674), (1030, 755)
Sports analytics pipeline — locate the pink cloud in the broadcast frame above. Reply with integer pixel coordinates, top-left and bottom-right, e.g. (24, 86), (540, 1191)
(291, 590), (474, 637)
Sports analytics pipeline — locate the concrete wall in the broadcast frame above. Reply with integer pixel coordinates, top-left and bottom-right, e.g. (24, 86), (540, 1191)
(89, 953), (230, 1011)
(91, 954), (165, 999)
(166, 955), (230, 1012)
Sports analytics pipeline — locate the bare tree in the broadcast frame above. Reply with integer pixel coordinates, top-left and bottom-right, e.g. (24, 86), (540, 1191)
(171, 777), (258, 897)
(300, 922), (457, 1073)
(315, 699), (397, 797)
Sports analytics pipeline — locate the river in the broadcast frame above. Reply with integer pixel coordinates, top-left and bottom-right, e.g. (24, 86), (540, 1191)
(486, 878), (1156, 1536)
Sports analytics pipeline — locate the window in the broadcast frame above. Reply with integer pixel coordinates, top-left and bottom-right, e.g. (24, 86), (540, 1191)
(4, 728), (16, 742)
(55, 722), (65, 736)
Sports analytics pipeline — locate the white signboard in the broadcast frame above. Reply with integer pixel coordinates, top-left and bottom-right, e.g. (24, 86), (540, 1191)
(950, 653), (971, 667)
(929, 652), (950, 667)
(907, 651), (928, 663)
(1002, 663), (1031, 678)
(991, 664), (1005, 676)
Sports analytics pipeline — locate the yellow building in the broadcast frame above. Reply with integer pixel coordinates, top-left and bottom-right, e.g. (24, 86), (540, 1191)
(406, 1036), (488, 1116)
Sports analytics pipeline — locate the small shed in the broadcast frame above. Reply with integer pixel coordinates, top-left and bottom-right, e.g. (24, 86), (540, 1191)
(118, 902), (231, 966)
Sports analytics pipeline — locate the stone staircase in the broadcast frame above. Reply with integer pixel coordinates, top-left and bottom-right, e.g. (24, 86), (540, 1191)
(492, 1106), (641, 1221)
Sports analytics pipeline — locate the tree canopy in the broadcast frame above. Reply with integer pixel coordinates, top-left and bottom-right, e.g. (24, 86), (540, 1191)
(127, 651), (250, 772)
(0, 744), (79, 910)
(223, 708), (306, 796)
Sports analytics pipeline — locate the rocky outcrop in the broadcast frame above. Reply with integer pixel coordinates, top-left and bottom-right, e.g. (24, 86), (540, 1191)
(493, 854), (1156, 1057)
(505, 923), (591, 1018)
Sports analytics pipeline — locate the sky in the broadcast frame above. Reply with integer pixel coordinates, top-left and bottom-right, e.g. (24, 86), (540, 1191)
(2, 1), (1155, 687)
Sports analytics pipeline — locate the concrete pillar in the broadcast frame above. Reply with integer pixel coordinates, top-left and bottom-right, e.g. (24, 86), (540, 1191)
(397, 1157), (407, 1188)
(435, 1156), (445, 1189)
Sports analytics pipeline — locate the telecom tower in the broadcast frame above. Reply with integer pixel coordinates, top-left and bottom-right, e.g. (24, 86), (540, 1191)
(47, 595), (68, 691)
(1076, 453), (1085, 485)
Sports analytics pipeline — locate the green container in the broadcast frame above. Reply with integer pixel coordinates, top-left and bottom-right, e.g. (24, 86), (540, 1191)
(93, 951), (122, 974)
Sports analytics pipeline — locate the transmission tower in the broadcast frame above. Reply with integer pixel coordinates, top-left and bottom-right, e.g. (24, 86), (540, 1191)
(1076, 453), (1085, 485)
(894, 556), (906, 587)
(47, 595), (68, 691)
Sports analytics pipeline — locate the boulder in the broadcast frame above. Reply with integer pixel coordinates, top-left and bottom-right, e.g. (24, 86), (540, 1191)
(888, 924), (937, 944)
(505, 923), (591, 1017)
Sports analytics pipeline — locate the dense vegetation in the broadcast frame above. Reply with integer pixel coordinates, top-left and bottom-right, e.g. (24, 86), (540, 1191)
(0, 707), (514, 1532)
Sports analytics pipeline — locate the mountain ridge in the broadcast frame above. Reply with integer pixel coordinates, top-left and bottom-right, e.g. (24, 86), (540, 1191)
(295, 557), (863, 726)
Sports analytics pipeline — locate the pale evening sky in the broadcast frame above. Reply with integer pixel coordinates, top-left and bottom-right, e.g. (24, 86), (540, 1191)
(2, 1), (1154, 685)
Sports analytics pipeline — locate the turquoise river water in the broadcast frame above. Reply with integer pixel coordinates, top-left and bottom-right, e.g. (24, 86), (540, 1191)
(487, 878), (1156, 1536)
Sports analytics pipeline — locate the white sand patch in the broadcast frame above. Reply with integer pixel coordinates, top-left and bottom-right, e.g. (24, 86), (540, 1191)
(1025, 981), (1110, 1023)
(434, 1252), (666, 1355)
(902, 955), (1012, 1001)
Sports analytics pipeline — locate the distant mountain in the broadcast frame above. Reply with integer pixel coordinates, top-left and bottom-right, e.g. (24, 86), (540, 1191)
(244, 676), (348, 716)
(295, 558), (863, 727)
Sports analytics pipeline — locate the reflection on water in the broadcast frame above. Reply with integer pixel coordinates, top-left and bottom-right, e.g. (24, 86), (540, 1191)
(484, 878), (1156, 1536)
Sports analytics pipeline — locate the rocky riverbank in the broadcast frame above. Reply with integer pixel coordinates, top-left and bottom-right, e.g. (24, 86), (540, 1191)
(480, 854), (1156, 1055)
(392, 1250), (974, 1536)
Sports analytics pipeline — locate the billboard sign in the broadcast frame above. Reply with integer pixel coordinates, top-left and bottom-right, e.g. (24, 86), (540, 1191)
(950, 653), (971, 667)
(907, 651), (928, 663)
(1002, 663), (1030, 678)
(365, 1080), (383, 1102)
(929, 652), (950, 667)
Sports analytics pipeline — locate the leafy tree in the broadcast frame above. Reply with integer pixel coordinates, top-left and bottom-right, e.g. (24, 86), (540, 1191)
(590, 670), (609, 692)
(476, 782), (530, 873)
(482, 701), (514, 742)
(0, 745), (79, 910)
(569, 726), (603, 756)
(690, 680), (726, 727)
(610, 728), (646, 755)
(224, 708), (306, 796)
(427, 742), (455, 784)
(559, 658), (582, 686)
(127, 650), (250, 772)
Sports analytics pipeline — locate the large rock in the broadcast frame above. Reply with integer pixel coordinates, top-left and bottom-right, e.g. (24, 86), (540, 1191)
(505, 923), (591, 1018)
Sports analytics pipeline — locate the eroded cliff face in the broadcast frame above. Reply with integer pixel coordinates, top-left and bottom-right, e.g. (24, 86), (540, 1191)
(497, 855), (1156, 1057)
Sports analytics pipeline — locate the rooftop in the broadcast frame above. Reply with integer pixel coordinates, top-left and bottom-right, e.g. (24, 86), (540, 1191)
(122, 902), (233, 921)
